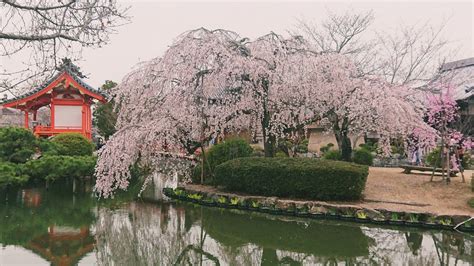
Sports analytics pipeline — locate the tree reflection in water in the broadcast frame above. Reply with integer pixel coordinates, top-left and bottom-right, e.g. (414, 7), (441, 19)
(93, 201), (474, 265)
(1, 186), (473, 265)
(0, 185), (96, 266)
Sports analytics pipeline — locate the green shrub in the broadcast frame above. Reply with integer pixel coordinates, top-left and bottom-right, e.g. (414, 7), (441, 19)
(214, 157), (368, 201)
(324, 150), (342, 161)
(23, 155), (96, 182)
(0, 127), (37, 163)
(358, 142), (377, 153)
(37, 138), (61, 156)
(353, 149), (374, 166)
(275, 151), (288, 157)
(390, 139), (405, 156)
(192, 138), (253, 184)
(320, 143), (334, 154)
(425, 148), (441, 168)
(51, 133), (95, 156)
(277, 138), (309, 155)
(295, 139), (309, 153)
(461, 152), (472, 169)
(0, 161), (29, 188)
(426, 148), (471, 169)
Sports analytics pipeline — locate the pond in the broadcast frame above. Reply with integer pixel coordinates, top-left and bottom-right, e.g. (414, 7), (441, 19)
(0, 185), (473, 265)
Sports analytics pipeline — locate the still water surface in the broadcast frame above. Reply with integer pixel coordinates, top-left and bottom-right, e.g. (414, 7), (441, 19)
(0, 186), (473, 265)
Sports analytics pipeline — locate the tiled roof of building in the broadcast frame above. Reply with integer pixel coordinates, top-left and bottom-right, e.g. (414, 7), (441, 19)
(440, 57), (474, 72)
(0, 59), (106, 105)
(431, 57), (474, 101)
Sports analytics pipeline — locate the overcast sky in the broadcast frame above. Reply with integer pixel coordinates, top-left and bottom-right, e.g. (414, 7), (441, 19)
(78, 0), (473, 87)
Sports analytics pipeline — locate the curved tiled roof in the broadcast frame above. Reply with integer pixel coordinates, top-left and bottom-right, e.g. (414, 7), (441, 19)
(439, 58), (474, 101)
(1, 59), (106, 105)
(425, 57), (474, 101)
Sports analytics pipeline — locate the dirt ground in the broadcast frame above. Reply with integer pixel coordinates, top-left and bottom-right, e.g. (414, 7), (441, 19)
(185, 167), (474, 216)
(356, 167), (474, 216)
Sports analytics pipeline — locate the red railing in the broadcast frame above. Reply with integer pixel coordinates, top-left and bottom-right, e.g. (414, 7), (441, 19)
(33, 125), (89, 139)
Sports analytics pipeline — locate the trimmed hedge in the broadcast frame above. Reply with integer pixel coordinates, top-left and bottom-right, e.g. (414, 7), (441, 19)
(192, 138), (253, 184)
(214, 157), (368, 201)
(51, 133), (95, 156)
(353, 149), (374, 166)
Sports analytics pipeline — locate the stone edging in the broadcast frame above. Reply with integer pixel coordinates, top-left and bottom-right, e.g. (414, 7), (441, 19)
(163, 187), (474, 233)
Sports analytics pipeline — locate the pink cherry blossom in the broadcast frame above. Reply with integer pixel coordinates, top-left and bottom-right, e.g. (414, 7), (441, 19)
(94, 28), (438, 197)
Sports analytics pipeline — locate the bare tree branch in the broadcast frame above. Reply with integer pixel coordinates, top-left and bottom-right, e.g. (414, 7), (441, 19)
(0, 0), (130, 94)
(375, 19), (453, 85)
(293, 9), (454, 86)
(0, 32), (79, 41)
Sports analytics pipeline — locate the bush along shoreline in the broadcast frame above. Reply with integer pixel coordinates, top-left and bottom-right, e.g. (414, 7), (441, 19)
(163, 187), (474, 233)
(214, 157), (368, 201)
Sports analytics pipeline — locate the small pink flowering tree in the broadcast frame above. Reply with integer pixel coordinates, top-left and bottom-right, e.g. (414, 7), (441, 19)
(425, 86), (463, 181)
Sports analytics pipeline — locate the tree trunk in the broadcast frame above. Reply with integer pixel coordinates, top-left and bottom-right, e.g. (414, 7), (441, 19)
(335, 130), (352, 161)
(334, 117), (352, 161)
(260, 78), (275, 157)
(200, 145), (205, 184)
(264, 135), (276, 157)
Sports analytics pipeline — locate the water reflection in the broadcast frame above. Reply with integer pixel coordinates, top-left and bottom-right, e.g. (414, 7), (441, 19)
(1, 187), (473, 265)
(94, 202), (474, 265)
(0, 186), (96, 266)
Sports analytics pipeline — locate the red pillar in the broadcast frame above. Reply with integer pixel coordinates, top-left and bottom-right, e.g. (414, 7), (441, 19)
(50, 102), (55, 129)
(88, 104), (92, 138)
(82, 103), (87, 138)
(24, 111), (29, 129)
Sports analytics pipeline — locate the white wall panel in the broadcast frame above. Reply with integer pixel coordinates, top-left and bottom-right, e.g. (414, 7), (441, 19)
(54, 105), (82, 128)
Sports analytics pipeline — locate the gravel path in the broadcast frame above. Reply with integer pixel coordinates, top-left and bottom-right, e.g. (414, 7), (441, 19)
(358, 167), (474, 216)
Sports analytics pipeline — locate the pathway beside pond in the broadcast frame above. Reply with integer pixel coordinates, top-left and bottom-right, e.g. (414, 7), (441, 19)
(360, 167), (473, 216)
(185, 167), (474, 216)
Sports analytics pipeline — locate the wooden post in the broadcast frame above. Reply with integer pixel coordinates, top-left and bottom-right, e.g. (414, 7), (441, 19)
(24, 110), (29, 129)
(50, 101), (55, 129)
(446, 146), (451, 184)
(200, 145), (205, 184)
(471, 173), (474, 192)
(441, 142), (446, 181)
(431, 137), (445, 182)
(456, 147), (465, 182)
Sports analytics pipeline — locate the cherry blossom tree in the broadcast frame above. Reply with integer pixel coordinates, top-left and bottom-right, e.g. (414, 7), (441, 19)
(426, 87), (459, 130)
(308, 53), (432, 161)
(233, 35), (433, 160)
(95, 28), (246, 197)
(230, 33), (323, 157)
(95, 28), (435, 196)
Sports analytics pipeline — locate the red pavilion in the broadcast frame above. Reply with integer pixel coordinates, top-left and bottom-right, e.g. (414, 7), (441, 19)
(1, 59), (106, 139)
